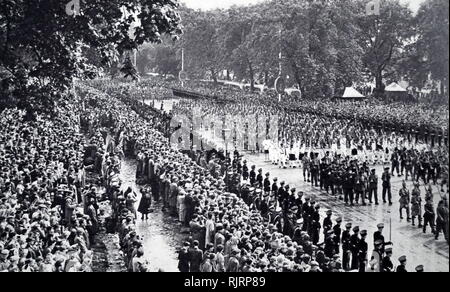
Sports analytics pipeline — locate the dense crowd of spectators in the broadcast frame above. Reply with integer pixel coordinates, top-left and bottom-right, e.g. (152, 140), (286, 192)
(84, 80), (448, 273)
(0, 100), (99, 272)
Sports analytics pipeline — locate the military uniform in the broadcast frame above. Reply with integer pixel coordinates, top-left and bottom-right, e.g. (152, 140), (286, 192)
(341, 224), (352, 271)
(368, 170), (379, 204)
(350, 227), (360, 270)
(411, 185), (423, 227)
(399, 184), (411, 220)
(381, 169), (392, 204)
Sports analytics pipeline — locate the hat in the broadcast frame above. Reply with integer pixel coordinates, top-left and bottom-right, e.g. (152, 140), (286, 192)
(377, 223), (385, 229)
(345, 223), (352, 229)
(398, 256), (407, 263)
(385, 247), (393, 253)
(353, 226), (360, 233)
(336, 217), (342, 223)
(415, 265), (424, 272)
(326, 210), (332, 216)
(360, 230), (367, 236)
(374, 240), (383, 246)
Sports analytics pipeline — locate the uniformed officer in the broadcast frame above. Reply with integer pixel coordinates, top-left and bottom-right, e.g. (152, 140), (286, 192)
(382, 167), (393, 205)
(302, 197), (311, 232)
(324, 230), (335, 258)
(333, 217), (342, 255)
(350, 226), (360, 270)
(381, 247), (394, 272)
(368, 169), (379, 205)
(399, 181), (411, 221)
(411, 182), (423, 227)
(342, 223), (352, 271)
(358, 230), (369, 272)
(396, 255), (408, 272)
(370, 240), (384, 272)
(323, 210), (333, 237)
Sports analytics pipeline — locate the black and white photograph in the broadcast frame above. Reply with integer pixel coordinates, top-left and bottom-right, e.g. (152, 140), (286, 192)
(0, 0), (448, 276)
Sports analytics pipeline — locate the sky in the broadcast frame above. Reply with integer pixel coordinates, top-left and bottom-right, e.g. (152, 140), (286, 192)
(180, 0), (426, 12)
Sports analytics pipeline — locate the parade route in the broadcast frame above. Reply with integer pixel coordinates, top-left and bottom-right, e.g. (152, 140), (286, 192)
(244, 152), (449, 272)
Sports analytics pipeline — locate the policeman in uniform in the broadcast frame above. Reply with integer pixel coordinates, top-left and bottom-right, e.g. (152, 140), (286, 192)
(358, 230), (369, 272)
(381, 247), (394, 272)
(350, 226), (360, 270)
(311, 204), (321, 245)
(342, 222), (352, 271)
(323, 210), (333, 237)
(411, 182), (423, 227)
(311, 154), (320, 187)
(333, 217), (342, 255)
(396, 255), (408, 272)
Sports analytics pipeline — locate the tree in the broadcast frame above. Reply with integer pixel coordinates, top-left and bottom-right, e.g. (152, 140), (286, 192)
(0, 0), (182, 112)
(121, 54), (139, 80)
(357, 0), (414, 95)
(415, 0), (449, 94)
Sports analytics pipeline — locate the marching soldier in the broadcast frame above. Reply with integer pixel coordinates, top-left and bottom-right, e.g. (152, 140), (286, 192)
(382, 167), (393, 205)
(311, 204), (322, 245)
(354, 171), (367, 206)
(249, 165), (256, 186)
(368, 169), (379, 205)
(311, 154), (320, 187)
(423, 198), (436, 234)
(411, 182), (423, 227)
(341, 223), (352, 271)
(324, 230), (335, 258)
(302, 153), (311, 182)
(302, 197), (311, 232)
(399, 181), (411, 221)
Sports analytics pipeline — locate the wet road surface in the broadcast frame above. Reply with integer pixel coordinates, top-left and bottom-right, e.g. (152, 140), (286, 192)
(120, 158), (185, 272)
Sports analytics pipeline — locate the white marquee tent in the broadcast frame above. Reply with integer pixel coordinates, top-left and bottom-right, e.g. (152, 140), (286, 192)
(341, 87), (365, 99)
(385, 82), (407, 92)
